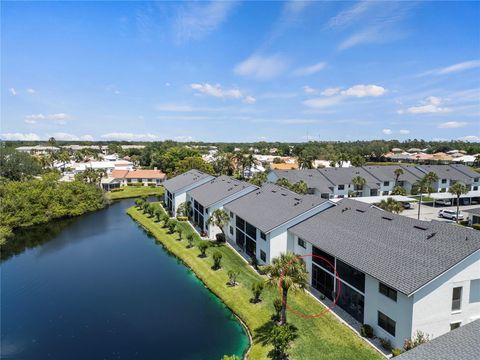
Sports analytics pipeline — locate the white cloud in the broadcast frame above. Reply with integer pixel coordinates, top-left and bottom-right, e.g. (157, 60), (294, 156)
(321, 87), (341, 96)
(174, 1), (237, 43)
(458, 135), (479, 142)
(9, 88), (17, 96)
(191, 83), (242, 99)
(341, 84), (386, 97)
(27, 88), (36, 94)
(242, 96), (256, 104)
(101, 132), (161, 141)
(438, 121), (468, 129)
(293, 62), (327, 76)
(24, 113), (70, 125)
(1, 132), (40, 141)
(80, 134), (94, 141)
(165, 82), (171, 87)
(234, 54), (288, 80)
(190, 83), (255, 104)
(399, 129), (410, 135)
(405, 96), (451, 114)
(156, 103), (193, 112)
(382, 128), (393, 135)
(338, 27), (383, 50)
(423, 60), (480, 76)
(303, 86), (317, 94)
(327, 1), (375, 29)
(174, 135), (193, 142)
(303, 96), (343, 109)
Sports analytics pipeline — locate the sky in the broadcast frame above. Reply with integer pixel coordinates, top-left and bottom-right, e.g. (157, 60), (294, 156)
(1, 0), (479, 143)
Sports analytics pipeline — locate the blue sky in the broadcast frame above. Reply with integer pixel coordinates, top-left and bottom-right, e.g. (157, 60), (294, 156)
(2, 1), (479, 142)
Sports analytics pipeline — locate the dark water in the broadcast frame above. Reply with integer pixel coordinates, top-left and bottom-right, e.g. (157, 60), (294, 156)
(1, 200), (249, 359)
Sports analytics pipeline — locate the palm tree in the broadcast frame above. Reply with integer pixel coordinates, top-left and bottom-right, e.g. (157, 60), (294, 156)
(264, 252), (309, 325)
(416, 171), (439, 220)
(377, 198), (404, 214)
(449, 182), (468, 223)
(351, 176), (366, 197)
(393, 168), (404, 186)
(207, 209), (230, 241)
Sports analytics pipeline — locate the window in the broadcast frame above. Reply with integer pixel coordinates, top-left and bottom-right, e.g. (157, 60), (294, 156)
(246, 222), (256, 239)
(312, 246), (335, 273)
(442, 179), (447, 184)
(230, 211), (234, 218)
(383, 181), (389, 186)
(298, 238), (306, 249)
(336, 259), (365, 292)
(338, 185), (345, 190)
(450, 322), (461, 331)
(474, 178), (479, 182)
(379, 283), (397, 302)
(229, 226), (233, 235)
(260, 250), (266, 262)
(236, 216), (245, 229)
(382, 191), (389, 196)
(260, 232), (266, 241)
(473, 186), (478, 191)
(378, 311), (396, 336)
(452, 287), (462, 311)
(470, 279), (480, 303)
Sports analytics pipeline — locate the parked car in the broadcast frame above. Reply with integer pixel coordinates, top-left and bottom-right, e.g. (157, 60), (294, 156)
(401, 202), (413, 209)
(435, 199), (452, 206)
(438, 209), (464, 220)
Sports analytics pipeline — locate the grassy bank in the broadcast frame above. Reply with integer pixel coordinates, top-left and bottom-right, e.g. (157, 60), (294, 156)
(107, 186), (164, 200)
(128, 204), (382, 360)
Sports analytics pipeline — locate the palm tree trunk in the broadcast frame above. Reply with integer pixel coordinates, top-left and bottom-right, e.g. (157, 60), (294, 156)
(281, 288), (288, 325)
(456, 195), (460, 223)
(417, 193), (422, 220)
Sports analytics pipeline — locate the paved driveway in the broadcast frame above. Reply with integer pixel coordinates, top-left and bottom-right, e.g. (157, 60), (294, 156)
(402, 202), (479, 222)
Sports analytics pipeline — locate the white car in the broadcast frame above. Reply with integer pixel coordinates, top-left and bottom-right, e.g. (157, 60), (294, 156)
(438, 209), (464, 220)
(435, 199), (452, 206)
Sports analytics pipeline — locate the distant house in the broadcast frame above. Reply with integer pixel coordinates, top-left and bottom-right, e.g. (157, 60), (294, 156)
(16, 145), (59, 154)
(270, 163), (299, 170)
(186, 176), (258, 239)
(107, 169), (166, 189)
(417, 164), (480, 192)
(223, 183), (333, 263)
(289, 199), (480, 349)
(163, 170), (215, 217)
(397, 319), (479, 360)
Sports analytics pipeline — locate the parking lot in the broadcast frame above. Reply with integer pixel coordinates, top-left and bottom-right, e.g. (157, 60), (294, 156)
(402, 202), (479, 222)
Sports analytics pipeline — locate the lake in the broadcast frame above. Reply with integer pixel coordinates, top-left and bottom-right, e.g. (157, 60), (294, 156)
(1, 199), (249, 359)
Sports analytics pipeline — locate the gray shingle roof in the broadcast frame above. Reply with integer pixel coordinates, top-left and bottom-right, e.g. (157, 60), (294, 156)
(317, 167), (381, 189)
(363, 165), (421, 183)
(416, 165), (475, 184)
(224, 183), (328, 233)
(449, 163), (480, 179)
(464, 207), (480, 216)
(397, 319), (480, 360)
(289, 198), (480, 295)
(187, 175), (257, 208)
(401, 165), (427, 181)
(163, 169), (214, 193)
(271, 169), (333, 194)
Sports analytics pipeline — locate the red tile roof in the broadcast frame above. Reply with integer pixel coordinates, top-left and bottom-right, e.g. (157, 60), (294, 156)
(111, 170), (129, 178)
(125, 170), (166, 179)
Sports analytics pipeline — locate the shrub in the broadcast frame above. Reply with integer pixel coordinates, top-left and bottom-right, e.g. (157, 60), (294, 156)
(227, 269), (240, 286)
(459, 220), (469, 226)
(216, 233), (226, 242)
(176, 216), (188, 221)
(176, 228), (183, 241)
(161, 214), (170, 228)
(391, 348), (403, 357)
(403, 330), (430, 351)
(212, 251), (222, 269)
(473, 224), (480, 231)
(379, 338), (392, 351)
(167, 219), (177, 234)
(186, 233), (195, 248)
(273, 298), (283, 321)
(250, 256), (258, 269)
(148, 183), (156, 187)
(197, 241), (209, 258)
(110, 188), (124, 192)
(251, 281), (264, 303)
(154, 208), (162, 222)
(360, 324), (374, 338)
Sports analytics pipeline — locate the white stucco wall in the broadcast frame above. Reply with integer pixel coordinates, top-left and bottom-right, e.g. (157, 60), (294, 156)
(412, 249), (480, 339)
(364, 275), (414, 349)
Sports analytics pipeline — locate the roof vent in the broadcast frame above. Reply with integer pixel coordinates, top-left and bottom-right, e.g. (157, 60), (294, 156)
(427, 232), (437, 239)
(281, 193), (287, 196)
(382, 216), (393, 221)
(341, 207), (351, 213)
(414, 225), (428, 231)
(356, 209), (365, 213)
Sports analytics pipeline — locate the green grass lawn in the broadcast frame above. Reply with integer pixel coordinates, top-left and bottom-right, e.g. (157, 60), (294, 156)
(107, 186), (165, 200)
(127, 205), (383, 360)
